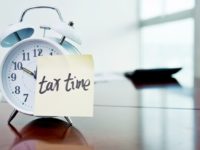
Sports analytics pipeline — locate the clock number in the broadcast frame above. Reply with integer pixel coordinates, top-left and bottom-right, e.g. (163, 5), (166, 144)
(50, 50), (54, 56)
(14, 86), (20, 94)
(23, 94), (28, 103)
(10, 73), (16, 81)
(12, 62), (22, 70)
(22, 52), (30, 61)
(33, 49), (43, 57)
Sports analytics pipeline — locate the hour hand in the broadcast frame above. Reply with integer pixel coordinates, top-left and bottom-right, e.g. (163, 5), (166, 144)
(22, 67), (36, 79)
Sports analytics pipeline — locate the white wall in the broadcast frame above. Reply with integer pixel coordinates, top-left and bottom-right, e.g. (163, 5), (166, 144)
(0, 0), (139, 73)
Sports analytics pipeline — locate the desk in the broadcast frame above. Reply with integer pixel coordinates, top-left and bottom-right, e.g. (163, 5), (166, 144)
(0, 77), (200, 150)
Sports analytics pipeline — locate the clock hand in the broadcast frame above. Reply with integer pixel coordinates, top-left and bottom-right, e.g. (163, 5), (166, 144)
(22, 67), (36, 79)
(34, 67), (37, 79)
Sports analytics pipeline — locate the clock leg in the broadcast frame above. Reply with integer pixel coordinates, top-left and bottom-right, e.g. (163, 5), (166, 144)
(64, 116), (72, 126)
(8, 123), (22, 138)
(8, 109), (18, 124)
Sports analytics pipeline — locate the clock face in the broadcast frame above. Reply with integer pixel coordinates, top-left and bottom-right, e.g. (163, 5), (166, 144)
(1, 39), (65, 114)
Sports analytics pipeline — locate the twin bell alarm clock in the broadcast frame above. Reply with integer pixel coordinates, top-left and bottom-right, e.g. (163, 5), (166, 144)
(0, 6), (82, 124)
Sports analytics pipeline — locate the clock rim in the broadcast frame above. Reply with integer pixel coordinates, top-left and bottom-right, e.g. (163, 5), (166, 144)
(0, 37), (80, 115)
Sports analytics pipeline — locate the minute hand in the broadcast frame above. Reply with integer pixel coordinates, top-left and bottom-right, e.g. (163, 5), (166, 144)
(22, 67), (36, 79)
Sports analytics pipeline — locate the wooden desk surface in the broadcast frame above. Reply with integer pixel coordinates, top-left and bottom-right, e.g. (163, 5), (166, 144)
(0, 77), (200, 150)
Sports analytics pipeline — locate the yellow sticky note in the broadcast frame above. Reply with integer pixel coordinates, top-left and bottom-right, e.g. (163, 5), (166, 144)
(34, 55), (94, 117)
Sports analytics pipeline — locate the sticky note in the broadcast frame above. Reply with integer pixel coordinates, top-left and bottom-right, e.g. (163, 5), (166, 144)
(34, 55), (94, 117)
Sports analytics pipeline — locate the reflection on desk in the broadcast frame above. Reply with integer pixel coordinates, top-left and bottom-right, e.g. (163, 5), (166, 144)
(9, 118), (91, 150)
(0, 77), (200, 150)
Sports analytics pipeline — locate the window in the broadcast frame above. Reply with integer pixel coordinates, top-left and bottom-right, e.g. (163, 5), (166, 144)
(165, 0), (195, 14)
(139, 0), (195, 87)
(140, 0), (195, 19)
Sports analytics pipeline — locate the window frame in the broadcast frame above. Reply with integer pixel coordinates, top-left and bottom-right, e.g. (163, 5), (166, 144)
(139, 9), (194, 27)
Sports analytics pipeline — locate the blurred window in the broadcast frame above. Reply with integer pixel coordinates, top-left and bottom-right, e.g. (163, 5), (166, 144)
(140, 0), (195, 19)
(139, 1), (195, 87)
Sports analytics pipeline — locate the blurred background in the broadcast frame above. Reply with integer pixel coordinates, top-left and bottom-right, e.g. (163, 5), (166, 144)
(0, 0), (198, 88)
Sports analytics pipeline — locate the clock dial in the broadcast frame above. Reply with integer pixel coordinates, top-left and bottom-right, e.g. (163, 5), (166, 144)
(1, 39), (64, 114)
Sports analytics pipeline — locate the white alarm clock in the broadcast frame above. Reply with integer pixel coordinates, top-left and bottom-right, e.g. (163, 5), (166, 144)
(0, 6), (81, 124)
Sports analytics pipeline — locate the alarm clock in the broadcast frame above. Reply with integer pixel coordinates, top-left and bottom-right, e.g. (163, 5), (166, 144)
(0, 6), (81, 124)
